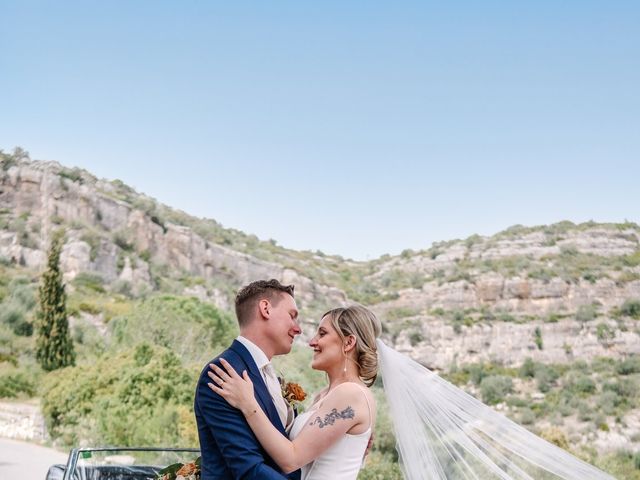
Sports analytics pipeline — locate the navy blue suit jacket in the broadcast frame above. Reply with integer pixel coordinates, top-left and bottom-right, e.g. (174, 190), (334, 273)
(195, 340), (301, 480)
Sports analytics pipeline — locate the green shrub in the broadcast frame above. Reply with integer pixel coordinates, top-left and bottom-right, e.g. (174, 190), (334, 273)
(545, 312), (561, 323)
(9, 280), (36, 309)
(0, 305), (33, 336)
(540, 427), (569, 451)
(620, 299), (640, 319)
(112, 280), (133, 297)
(616, 357), (640, 375)
(42, 343), (196, 446)
(0, 279), (37, 336)
(113, 231), (135, 252)
(462, 363), (517, 388)
(0, 304), (24, 326)
(534, 327), (543, 350)
(80, 231), (101, 261)
(13, 318), (33, 336)
(578, 402), (594, 421)
(570, 375), (596, 394)
(78, 302), (101, 315)
(596, 323), (615, 345)
(582, 272), (598, 283)
(0, 352), (18, 366)
(59, 168), (84, 184)
(622, 249), (640, 267)
(603, 378), (637, 399)
(72, 272), (106, 293)
(497, 311), (516, 323)
(506, 396), (528, 408)
(519, 408), (535, 425)
(528, 268), (555, 283)
(556, 397), (573, 417)
(560, 245), (579, 256)
(598, 391), (622, 415)
(0, 370), (36, 398)
(534, 364), (560, 393)
(465, 364), (487, 386)
(408, 330), (423, 346)
(480, 375), (513, 405)
(519, 358), (536, 378)
(116, 253), (127, 274)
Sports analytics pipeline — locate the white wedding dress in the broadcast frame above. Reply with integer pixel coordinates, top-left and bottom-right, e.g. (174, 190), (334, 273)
(289, 383), (372, 480)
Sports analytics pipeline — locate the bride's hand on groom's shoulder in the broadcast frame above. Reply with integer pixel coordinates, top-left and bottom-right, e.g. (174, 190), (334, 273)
(208, 358), (256, 414)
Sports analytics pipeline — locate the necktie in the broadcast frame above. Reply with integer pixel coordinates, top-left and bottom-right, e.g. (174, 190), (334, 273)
(263, 363), (289, 428)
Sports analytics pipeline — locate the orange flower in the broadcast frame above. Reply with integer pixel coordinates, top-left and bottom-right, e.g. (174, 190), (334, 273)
(284, 382), (307, 402)
(176, 462), (197, 476)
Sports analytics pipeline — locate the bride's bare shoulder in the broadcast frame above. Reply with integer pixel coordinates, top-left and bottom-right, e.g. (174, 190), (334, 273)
(311, 387), (329, 404)
(328, 382), (374, 405)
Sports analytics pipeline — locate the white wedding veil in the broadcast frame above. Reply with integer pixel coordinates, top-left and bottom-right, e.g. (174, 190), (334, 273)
(376, 340), (615, 480)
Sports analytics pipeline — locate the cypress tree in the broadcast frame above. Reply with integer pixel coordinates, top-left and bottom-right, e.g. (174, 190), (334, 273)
(36, 231), (75, 370)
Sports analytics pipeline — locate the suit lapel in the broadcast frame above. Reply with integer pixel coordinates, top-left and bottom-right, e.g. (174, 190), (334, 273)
(229, 340), (287, 435)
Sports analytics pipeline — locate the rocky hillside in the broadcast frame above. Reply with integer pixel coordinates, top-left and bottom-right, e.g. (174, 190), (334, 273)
(1, 150), (639, 370)
(0, 152), (346, 315)
(369, 224), (640, 369)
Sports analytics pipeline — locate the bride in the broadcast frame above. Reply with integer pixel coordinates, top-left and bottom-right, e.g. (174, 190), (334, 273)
(209, 305), (615, 480)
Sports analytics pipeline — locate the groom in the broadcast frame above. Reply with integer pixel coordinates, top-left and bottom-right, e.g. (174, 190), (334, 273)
(195, 279), (302, 480)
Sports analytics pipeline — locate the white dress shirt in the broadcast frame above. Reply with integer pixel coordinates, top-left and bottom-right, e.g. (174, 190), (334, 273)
(236, 336), (291, 428)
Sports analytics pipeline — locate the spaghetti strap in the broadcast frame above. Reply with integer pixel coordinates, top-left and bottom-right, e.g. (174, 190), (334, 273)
(353, 383), (373, 430)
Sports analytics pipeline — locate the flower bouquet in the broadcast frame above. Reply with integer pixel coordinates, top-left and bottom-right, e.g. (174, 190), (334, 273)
(157, 456), (200, 480)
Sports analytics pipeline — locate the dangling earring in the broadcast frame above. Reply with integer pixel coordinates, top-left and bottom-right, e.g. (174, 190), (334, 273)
(343, 338), (352, 374)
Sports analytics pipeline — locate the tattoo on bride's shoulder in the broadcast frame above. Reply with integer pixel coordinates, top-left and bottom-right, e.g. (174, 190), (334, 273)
(309, 407), (355, 429)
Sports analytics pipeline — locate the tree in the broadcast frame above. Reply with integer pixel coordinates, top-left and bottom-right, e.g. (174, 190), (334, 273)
(36, 231), (75, 371)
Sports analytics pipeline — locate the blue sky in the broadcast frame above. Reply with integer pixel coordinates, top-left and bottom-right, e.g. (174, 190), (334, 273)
(1, 1), (638, 260)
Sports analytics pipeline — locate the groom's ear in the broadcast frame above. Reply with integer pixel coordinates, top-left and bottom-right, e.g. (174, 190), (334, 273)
(258, 299), (271, 320)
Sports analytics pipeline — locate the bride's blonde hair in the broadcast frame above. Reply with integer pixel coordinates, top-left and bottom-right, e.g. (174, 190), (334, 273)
(322, 305), (382, 387)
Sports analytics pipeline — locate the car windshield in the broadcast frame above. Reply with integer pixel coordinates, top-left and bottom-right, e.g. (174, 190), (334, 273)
(48, 448), (199, 480)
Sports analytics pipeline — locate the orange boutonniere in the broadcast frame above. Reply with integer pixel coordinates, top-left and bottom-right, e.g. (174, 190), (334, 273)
(279, 378), (307, 407)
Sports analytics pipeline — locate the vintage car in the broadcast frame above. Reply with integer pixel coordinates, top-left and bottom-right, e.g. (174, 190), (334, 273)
(46, 447), (200, 480)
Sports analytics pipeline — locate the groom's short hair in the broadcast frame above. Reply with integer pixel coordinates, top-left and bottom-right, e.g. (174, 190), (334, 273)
(235, 279), (295, 327)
